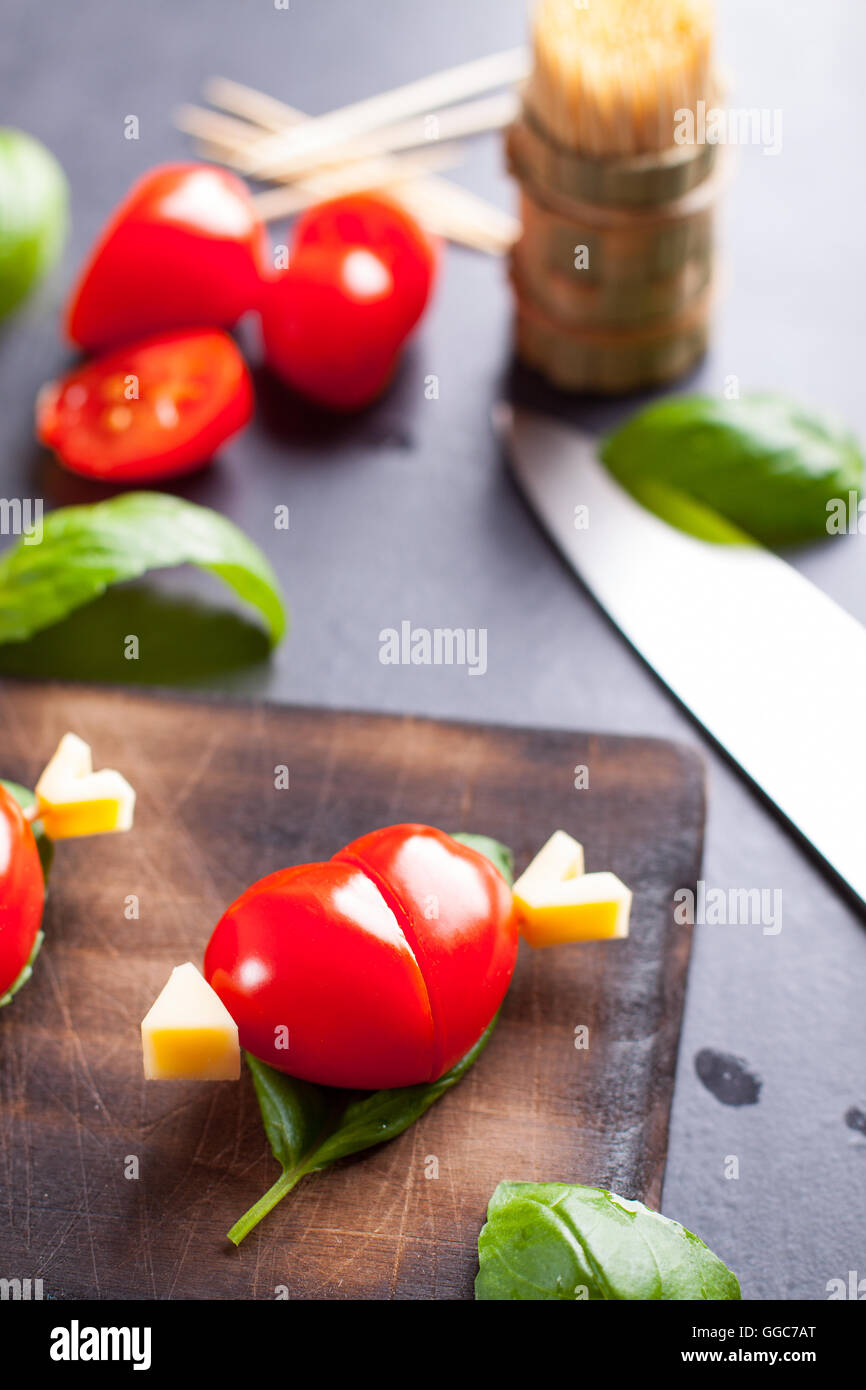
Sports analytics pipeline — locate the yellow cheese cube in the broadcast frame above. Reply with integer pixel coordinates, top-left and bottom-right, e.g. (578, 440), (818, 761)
(512, 830), (585, 912)
(141, 963), (240, 1081)
(517, 870), (632, 948)
(35, 732), (135, 839)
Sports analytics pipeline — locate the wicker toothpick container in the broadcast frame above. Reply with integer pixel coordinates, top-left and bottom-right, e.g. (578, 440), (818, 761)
(510, 0), (722, 394)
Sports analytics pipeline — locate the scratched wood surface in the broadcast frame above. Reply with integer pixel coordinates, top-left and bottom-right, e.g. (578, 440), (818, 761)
(0, 682), (704, 1300)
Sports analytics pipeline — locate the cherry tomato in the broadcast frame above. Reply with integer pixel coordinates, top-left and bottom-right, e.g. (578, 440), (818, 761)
(65, 164), (269, 351)
(292, 193), (437, 337)
(204, 825), (517, 1089)
(261, 245), (405, 411)
(36, 329), (252, 483)
(0, 787), (45, 1002)
(337, 826), (517, 1077)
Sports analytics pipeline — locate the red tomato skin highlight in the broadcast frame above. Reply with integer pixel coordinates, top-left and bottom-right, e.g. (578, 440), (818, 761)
(204, 861), (436, 1089)
(204, 825), (518, 1089)
(292, 193), (438, 337)
(0, 787), (45, 1000)
(337, 826), (518, 1077)
(65, 164), (269, 351)
(260, 246), (403, 412)
(36, 329), (252, 483)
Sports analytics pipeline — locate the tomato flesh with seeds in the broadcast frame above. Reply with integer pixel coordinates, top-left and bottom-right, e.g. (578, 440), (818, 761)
(204, 824), (518, 1089)
(36, 329), (253, 483)
(0, 787), (44, 1001)
(65, 164), (269, 351)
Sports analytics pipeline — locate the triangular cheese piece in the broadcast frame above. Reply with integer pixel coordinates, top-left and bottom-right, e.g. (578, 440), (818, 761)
(36, 732), (135, 838)
(38, 732), (92, 785)
(513, 830), (585, 906)
(517, 870), (632, 948)
(141, 963), (240, 1080)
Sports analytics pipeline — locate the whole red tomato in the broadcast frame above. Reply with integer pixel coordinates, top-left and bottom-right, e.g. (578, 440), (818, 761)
(292, 193), (437, 337)
(37, 328), (252, 483)
(0, 787), (45, 1002)
(261, 244), (405, 411)
(261, 193), (437, 411)
(204, 825), (517, 1089)
(66, 164), (270, 351)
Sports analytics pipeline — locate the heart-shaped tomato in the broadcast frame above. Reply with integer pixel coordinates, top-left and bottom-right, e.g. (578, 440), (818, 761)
(65, 164), (269, 351)
(204, 825), (517, 1089)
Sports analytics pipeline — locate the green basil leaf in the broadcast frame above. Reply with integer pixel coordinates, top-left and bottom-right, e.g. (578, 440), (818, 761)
(247, 1058), (336, 1175)
(308, 1016), (495, 1171)
(0, 492), (287, 648)
(475, 1182), (741, 1301)
(0, 780), (52, 1009)
(450, 832), (514, 887)
(0, 128), (67, 319)
(230, 1014), (498, 1246)
(601, 393), (864, 548)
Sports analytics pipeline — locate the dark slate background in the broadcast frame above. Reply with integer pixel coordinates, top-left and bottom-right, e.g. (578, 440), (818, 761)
(2, 0), (865, 1300)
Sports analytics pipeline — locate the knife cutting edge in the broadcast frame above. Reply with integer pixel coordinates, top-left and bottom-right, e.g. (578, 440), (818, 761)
(496, 403), (866, 909)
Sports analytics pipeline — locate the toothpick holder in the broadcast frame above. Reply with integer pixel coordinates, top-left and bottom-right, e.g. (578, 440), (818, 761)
(507, 99), (724, 393)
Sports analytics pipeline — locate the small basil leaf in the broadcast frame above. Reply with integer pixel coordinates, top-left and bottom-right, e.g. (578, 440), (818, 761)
(450, 832), (514, 887)
(476, 1182), (741, 1301)
(229, 1014), (499, 1246)
(601, 393), (864, 548)
(309, 1014), (497, 1172)
(0, 492), (287, 648)
(246, 1056), (338, 1175)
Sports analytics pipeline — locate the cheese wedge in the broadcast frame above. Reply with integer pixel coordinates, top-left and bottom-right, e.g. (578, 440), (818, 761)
(517, 870), (632, 948)
(141, 963), (240, 1081)
(35, 732), (136, 839)
(512, 830), (585, 909)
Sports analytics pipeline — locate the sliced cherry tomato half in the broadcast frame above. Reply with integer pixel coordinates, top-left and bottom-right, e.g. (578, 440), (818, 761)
(292, 192), (437, 337)
(36, 329), (252, 483)
(0, 786), (45, 1002)
(261, 244), (405, 411)
(65, 164), (270, 351)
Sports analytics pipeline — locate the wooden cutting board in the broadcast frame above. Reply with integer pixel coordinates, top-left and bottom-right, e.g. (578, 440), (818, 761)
(0, 682), (704, 1301)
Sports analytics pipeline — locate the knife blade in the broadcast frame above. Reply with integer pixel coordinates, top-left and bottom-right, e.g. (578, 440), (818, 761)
(498, 403), (866, 907)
